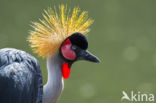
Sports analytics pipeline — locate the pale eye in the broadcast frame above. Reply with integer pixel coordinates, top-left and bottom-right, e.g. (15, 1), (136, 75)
(71, 45), (77, 50)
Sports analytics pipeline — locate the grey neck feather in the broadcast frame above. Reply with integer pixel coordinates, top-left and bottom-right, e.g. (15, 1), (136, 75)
(43, 52), (64, 103)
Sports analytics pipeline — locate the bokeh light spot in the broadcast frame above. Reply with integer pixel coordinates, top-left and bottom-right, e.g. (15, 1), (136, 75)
(79, 83), (96, 99)
(123, 47), (139, 61)
(138, 83), (153, 93)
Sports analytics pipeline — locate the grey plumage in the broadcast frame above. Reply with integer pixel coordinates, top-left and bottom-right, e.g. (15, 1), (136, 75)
(0, 48), (43, 103)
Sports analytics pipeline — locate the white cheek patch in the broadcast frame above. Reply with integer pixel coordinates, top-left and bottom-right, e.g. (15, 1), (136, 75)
(61, 39), (76, 60)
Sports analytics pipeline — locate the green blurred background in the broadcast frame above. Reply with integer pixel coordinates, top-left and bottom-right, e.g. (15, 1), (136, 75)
(0, 0), (156, 103)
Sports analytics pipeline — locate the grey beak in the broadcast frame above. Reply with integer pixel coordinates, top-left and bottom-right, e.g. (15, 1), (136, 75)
(77, 50), (101, 63)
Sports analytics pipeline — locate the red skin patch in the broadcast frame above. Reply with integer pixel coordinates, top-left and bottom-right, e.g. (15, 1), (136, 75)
(62, 63), (71, 79)
(61, 39), (76, 60)
(61, 39), (76, 79)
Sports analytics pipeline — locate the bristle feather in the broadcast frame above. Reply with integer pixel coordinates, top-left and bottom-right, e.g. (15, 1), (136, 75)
(28, 5), (93, 57)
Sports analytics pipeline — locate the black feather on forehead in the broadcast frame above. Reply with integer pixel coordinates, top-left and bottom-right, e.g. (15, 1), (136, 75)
(68, 32), (88, 50)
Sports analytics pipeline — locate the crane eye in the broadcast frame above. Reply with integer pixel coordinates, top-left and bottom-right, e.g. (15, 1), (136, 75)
(71, 45), (77, 51)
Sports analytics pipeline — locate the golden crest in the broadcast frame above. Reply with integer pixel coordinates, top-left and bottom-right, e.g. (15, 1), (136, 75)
(28, 5), (93, 57)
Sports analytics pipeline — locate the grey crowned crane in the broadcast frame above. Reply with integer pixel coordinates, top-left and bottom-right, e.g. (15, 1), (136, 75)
(0, 5), (100, 103)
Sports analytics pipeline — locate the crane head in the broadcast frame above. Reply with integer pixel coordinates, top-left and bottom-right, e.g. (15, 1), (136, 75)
(28, 5), (94, 58)
(28, 5), (100, 79)
(60, 32), (100, 79)
(60, 32), (100, 63)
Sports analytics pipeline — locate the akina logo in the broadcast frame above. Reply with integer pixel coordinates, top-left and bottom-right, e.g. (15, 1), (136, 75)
(121, 91), (154, 102)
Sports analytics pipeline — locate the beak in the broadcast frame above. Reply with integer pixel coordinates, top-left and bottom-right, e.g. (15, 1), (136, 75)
(77, 50), (101, 63)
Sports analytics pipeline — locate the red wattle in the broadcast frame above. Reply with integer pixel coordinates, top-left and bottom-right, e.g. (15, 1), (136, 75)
(62, 63), (71, 79)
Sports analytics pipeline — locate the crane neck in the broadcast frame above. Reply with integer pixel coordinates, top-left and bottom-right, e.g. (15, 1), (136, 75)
(43, 52), (64, 103)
